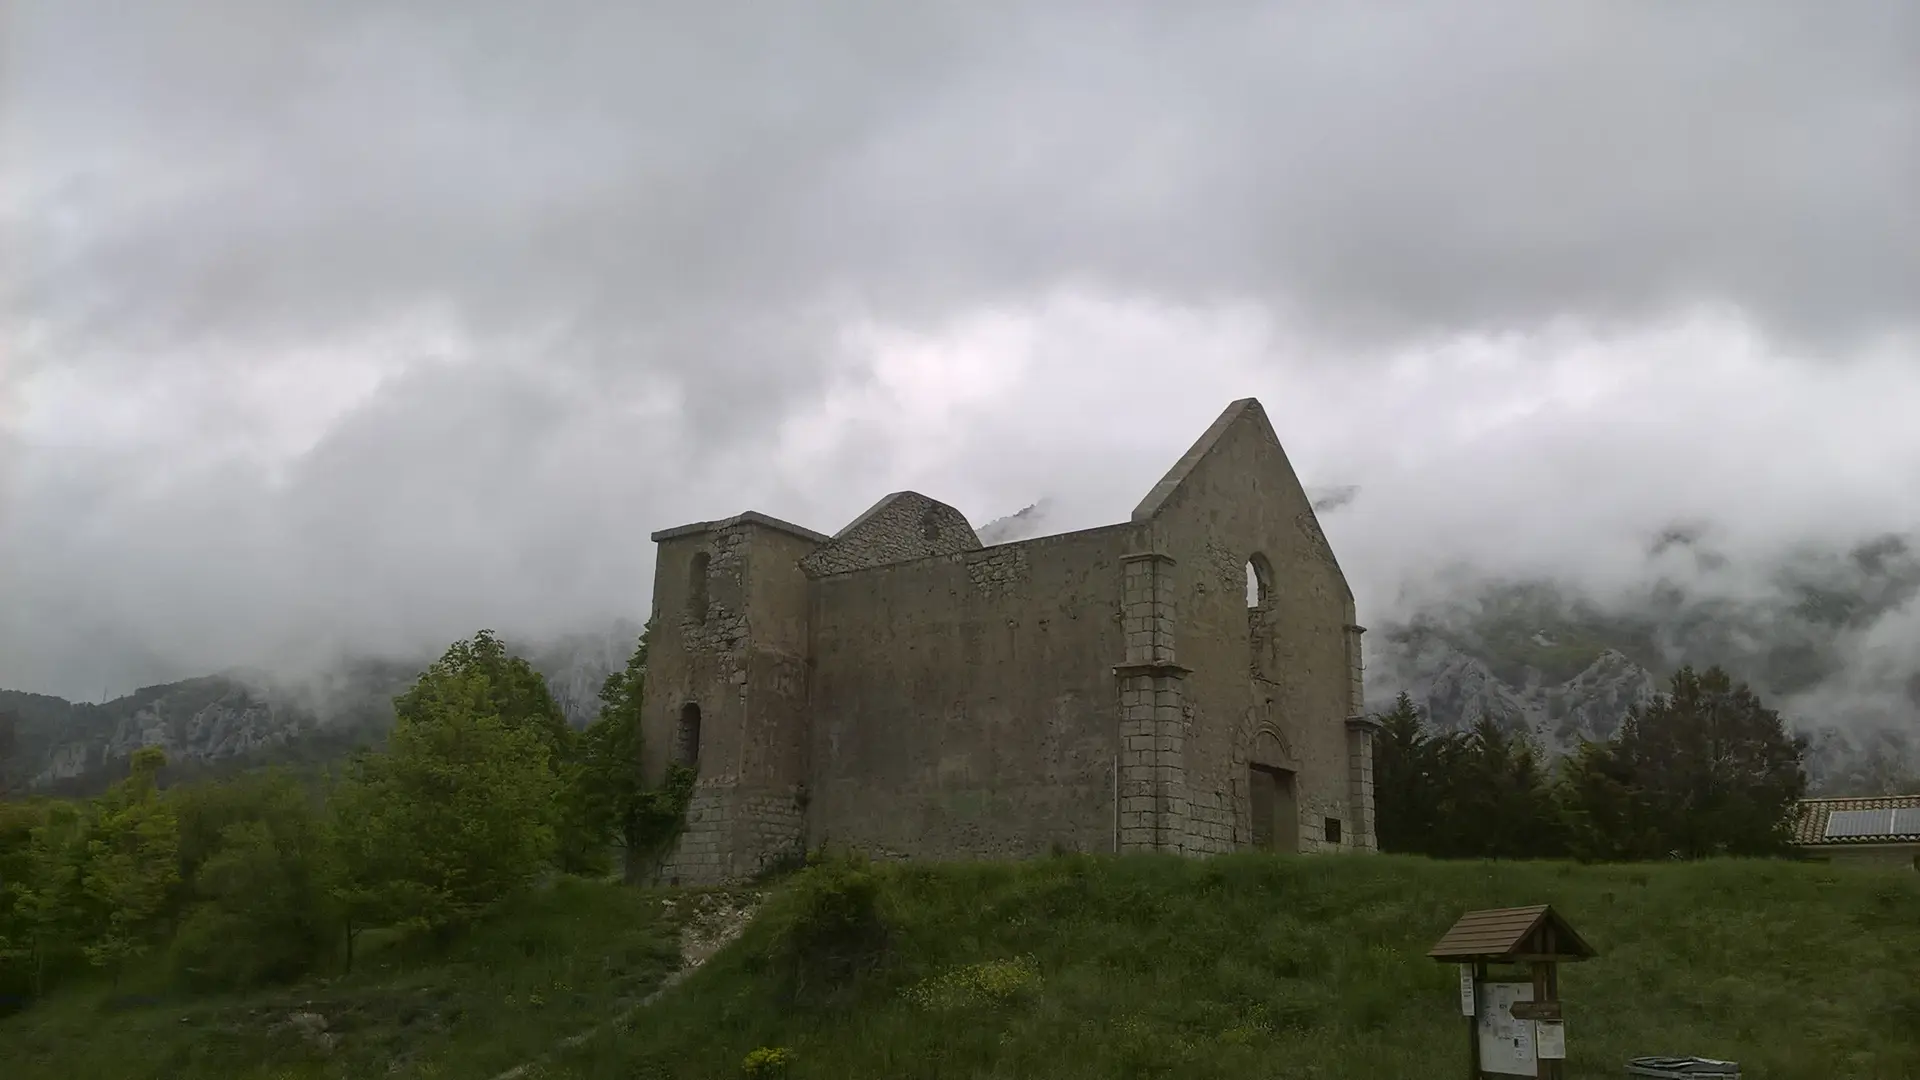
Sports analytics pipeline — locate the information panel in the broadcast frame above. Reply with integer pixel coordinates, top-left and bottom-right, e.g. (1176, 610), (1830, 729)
(1475, 981), (1537, 1077)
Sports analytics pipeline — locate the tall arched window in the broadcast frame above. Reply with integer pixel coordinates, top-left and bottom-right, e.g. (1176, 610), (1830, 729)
(1245, 554), (1273, 609)
(687, 552), (711, 621)
(920, 506), (941, 541)
(1247, 553), (1275, 679)
(675, 702), (702, 771)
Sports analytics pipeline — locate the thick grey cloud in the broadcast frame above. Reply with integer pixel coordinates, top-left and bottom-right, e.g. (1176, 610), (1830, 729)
(3, 1), (1919, 701)
(9, 1), (1917, 370)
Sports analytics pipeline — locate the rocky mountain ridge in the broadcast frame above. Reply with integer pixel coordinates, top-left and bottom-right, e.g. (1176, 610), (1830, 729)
(0, 621), (644, 796)
(1366, 553), (1920, 797)
(1368, 637), (1919, 797)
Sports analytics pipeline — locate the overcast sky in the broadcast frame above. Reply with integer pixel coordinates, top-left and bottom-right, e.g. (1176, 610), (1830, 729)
(3, 1), (1918, 702)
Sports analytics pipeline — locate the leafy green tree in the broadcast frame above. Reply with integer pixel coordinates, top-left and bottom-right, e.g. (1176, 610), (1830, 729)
(168, 771), (336, 989)
(77, 748), (181, 981)
(0, 798), (54, 1003)
(1560, 665), (1807, 859)
(336, 657), (560, 938)
(566, 623), (696, 883)
(398, 630), (597, 873)
(5, 800), (88, 996)
(563, 634), (645, 881)
(325, 757), (400, 972)
(170, 769), (317, 912)
(398, 629), (570, 754)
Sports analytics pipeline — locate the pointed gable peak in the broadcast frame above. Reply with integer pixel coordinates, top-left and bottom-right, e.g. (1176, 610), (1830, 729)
(1130, 398), (1280, 522)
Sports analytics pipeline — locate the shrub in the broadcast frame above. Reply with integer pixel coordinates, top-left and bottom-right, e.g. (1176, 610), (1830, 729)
(764, 853), (889, 1006)
(902, 955), (1041, 1012)
(741, 1045), (793, 1077)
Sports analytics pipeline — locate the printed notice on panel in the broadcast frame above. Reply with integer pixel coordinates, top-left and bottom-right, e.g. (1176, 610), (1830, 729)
(1475, 982), (1538, 1077)
(1537, 1021), (1566, 1060)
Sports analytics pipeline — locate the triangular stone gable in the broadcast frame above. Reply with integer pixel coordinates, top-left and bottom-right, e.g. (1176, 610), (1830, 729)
(799, 491), (982, 577)
(1131, 398), (1270, 523)
(1130, 398), (1345, 576)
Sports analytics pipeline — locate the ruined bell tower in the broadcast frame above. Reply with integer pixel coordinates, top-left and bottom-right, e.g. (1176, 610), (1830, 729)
(639, 512), (824, 884)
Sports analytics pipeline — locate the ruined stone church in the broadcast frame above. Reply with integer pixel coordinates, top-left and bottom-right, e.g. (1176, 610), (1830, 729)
(641, 398), (1376, 884)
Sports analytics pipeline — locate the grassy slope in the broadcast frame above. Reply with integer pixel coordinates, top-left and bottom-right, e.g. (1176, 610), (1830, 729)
(4, 856), (1917, 1080)
(0, 878), (684, 1080)
(565, 855), (1920, 1080)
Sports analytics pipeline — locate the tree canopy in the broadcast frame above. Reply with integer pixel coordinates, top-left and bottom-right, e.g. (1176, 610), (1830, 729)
(1374, 666), (1808, 862)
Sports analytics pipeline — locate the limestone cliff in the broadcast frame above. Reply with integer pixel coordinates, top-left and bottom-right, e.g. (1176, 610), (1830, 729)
(1, 623), (643, 796)
(1365, 555), (1920, 797)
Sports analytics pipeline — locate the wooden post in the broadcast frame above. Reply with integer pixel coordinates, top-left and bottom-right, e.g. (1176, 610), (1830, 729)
(1526, 961), (1563, 1080)
(1540, 922), (1562, 1080)
(1468, 960), (1486, 1078)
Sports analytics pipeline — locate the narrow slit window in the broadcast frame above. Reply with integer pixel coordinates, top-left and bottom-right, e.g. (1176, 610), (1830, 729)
(687, 552), (711, 620)
(675, 702), (702, 770)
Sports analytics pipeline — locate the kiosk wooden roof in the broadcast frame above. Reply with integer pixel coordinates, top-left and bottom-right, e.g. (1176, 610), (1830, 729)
(1427, 904), (1597, 964)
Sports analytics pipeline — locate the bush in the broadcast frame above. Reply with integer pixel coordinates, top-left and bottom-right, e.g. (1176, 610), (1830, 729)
(764, 853), (889, 1006)
(168, 902), (321, 992)
(171, 775), (339, 990)
(902, 955), (1042, 1012)
(741, 1045), (793, 1077)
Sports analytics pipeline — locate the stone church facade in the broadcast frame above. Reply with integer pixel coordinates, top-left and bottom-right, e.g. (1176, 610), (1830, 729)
(640, 398), (1376, 884)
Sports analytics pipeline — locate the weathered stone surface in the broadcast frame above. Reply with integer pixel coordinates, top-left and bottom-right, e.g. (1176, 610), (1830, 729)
(800, 491), (981, 578)
(639, 398), (1374, 883)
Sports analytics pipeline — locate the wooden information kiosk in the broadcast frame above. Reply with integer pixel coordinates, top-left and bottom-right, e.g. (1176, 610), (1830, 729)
(1429, 904), (1598, 1080)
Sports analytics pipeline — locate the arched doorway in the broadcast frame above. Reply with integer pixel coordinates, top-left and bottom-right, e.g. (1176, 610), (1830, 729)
(1248, 727), (1298, 853)
(1248, 764), (1299, 853)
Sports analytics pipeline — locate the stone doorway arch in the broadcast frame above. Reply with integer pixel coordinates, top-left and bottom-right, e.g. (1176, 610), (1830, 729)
(1245, 725), (1299, 853)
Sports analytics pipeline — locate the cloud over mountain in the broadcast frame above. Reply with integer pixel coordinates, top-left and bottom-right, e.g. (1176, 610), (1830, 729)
(2, 1), (1917, 730)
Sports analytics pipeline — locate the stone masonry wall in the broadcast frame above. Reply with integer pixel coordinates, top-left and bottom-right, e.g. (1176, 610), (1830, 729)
(644, 398), (1367, 881)
(1344, 624), (1377, 851)
(1142, 402), (1372, 855)
(807, 523), (1140, 861)
(659, 789), (809, 885)
(1346, 726), (1377, 853)
(647, 517), (819, 886)
(1116, 551), (1195, 853)
(799, 492), (982, 577)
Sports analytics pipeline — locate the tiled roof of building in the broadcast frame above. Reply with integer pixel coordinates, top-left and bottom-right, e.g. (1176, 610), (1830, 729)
(1790, 795), (1920, 846)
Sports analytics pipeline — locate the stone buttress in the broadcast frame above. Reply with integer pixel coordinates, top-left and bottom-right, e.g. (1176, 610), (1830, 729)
(1113, 550), (1195, 853)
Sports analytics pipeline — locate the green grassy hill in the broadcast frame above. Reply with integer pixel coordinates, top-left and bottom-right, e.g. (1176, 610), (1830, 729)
(3, 855), (1916, 1080)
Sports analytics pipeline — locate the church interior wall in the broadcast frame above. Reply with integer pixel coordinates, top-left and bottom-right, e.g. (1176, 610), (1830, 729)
(805, 523), (1141, 861)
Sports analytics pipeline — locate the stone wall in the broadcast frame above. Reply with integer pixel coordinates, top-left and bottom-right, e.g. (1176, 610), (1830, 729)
(1345, 722), (1377, 852)
(800, 492), (982, 577)
(1816, 845), (1920, 870)
(1115, 551), (1199, 853)
(640, 398), (1370, 880)
(645, 514), (822, 885)
(806, 523), (1141, 860)
(1137, 400), (1374, 854)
